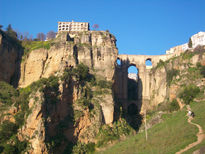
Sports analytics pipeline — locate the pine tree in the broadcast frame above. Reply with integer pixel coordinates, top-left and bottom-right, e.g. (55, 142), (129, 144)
(6, 24), (17, 38)
(188, 38), (192, 48)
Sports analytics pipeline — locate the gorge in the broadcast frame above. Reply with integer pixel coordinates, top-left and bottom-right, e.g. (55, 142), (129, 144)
(0, 29), (205, 153)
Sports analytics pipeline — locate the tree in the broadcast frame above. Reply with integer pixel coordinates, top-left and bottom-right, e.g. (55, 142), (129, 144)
(6, 24), (17, 38)
(188, 37), (192, 48)
(6, 24), (12, 32)
(92, 24), (99, 31)
(46, 31), (56, 40)
(37, 32), (46, 41)
(0, 25), (3, 30)
(23, 32), (29, 41)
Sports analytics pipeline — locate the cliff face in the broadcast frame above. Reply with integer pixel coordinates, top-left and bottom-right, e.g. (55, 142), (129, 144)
(16, 31), (117, 153)
(19, 31), (118, 87)
(0, 31), (22, 86)
(0, 30), (119, 153)
(150, 46), (205, 108)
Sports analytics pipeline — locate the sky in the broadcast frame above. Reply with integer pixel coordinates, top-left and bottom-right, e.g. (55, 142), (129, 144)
(1, 0), (205, 71)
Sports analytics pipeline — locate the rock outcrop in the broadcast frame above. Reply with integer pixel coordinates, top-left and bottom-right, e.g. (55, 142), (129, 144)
(19, 31), (118, 88)
(0, 31), (22, 86)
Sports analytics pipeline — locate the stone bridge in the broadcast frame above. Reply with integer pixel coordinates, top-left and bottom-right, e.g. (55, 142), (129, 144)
(114, 54), (173, 112)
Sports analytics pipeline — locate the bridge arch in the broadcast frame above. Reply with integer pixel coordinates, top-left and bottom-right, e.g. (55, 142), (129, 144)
(115, 54), (172, 112)
(116, 57), (122, 67)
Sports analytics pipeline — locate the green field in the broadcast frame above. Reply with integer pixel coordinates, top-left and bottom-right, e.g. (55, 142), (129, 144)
(97, 101), (205, 154)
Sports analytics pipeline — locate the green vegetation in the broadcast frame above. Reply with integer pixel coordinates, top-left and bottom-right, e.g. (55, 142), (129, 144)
(185, 101), (205, 153)
(72, 142), (95, 154)
(96, 118), (135, 148)
(196, 62), (205, 78)
(72, 63), (90, 82)
(21, 40), (53, 61)
(42, 63), (116, 153)
(0, 75), (61, 153)
(169, 99), (180, 112)
(179, 84), (200, 105)
(181, 51), (194, 60)
(98, 109), (198, 154)
(0, 28), (22, 50)
(0, 81), (18, 105)
(166, 69), (179, 86)
(155, 59), (166, 69)
(0, 81), (30, 153)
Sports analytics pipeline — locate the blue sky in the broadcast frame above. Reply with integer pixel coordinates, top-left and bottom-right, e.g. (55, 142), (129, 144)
(1, 0), (205, 57)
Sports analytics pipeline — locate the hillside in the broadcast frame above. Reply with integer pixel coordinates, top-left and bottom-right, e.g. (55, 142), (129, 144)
(98, 47), (205, 154)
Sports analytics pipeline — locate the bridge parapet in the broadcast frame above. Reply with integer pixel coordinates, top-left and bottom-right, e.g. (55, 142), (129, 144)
(117, 54), (173, 68)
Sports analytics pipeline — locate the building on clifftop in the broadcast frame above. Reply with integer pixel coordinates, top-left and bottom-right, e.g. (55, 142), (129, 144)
(58, 20), (90, 32)
(166, 31), (205, 55)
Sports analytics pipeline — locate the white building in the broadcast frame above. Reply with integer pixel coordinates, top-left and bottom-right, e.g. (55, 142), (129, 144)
(166, 31), (205, 55)
(58, 20), (89, 32)
(191, 31), (205, 48)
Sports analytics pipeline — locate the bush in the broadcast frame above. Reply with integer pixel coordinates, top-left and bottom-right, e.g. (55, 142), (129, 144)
(179, 85), (200, 104)
(97, 80), (112, 89)
(169, 99), (180, 112)
(73, 63), (89, 81)
(0, 121), (18, 143)
(1, 137), (29, 154)
(156, 59), (166, 69)
(166, 69), (179, 86)
(72, 142), (95, 154)
(96, 118), (134, 147)
(0, 81), (18, 105)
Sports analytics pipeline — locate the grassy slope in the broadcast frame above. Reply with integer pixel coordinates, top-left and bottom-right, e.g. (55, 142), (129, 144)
(184, 100), (205, 154)
(97, 108), (199, 154)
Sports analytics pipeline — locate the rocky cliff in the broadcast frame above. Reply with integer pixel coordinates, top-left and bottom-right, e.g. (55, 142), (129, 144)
(19, 31), (117, 87)
(0, 30), (22, 86)
(150, 46), (205, 109)
(0, 31), (134, 154)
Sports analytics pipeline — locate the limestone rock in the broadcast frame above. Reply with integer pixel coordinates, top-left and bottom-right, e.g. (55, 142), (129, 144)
(19, 31), (118, 88)
(0, 32), (22, 86)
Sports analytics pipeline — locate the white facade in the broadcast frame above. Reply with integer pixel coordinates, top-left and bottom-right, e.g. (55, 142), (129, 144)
(191, 31), (205, 48)
(58, 21), (89, 32)
(166, 31), (205, 55)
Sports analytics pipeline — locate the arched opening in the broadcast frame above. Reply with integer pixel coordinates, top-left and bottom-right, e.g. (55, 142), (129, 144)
(116, 58), (121, 66)
(145, 58), (152, 66)
(127, 65), (139, 100)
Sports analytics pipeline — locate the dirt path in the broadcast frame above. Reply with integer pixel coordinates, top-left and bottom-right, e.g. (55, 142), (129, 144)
(176, 105), (205, 154)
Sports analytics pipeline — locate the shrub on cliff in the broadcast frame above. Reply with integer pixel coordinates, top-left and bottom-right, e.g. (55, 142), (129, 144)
(196, 62), (205, 78)
(97, 80), (112, 89)
(169, 99), (180, 111)
(0, 81), (18, 105)
(179, 84), (200, 104)
(166, 69), (179, 86)
(96, 118), (135, 147)
(73, 63), (90, 82)
(72, 142), (95, 154)
(201, 66), (205, 77)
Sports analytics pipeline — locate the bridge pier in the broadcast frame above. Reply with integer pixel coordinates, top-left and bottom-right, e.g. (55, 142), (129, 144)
(114, 54), (172, 113)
